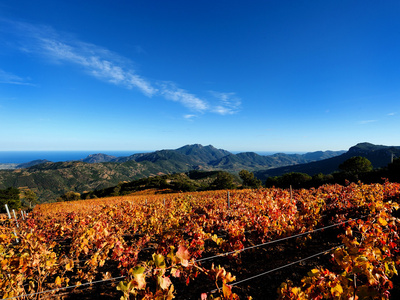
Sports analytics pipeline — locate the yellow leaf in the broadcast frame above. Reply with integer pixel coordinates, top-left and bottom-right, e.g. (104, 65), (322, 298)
(131, 266), (146, 290)
(66, 260), (74, 271)
(224, 271), (236, 283)
(373, 248), (382, 259)
(55, 276), (62, 287)
(309, 268), (320, 276)
(377, 217), (388, 226)
(292, 287), (301, 295)
(331, 284), (343, 296)
(346, 227), (352, 236)
(152, 253), (166, 268)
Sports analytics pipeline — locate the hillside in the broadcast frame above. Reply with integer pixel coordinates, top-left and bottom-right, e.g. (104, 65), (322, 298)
(0, 144), (344, 202)
(81, 170), (242, 199)
(254, 142), (400, 181)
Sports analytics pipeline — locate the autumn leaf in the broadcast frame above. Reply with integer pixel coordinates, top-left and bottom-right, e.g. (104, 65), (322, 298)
(55, 276), (62, 287)
(176, 245), (190, 267)
(65, 260), (74, 271)
(377, 217), (388, 226)
(130, 266), (146, 290)
(330, 284), (343, 296)
(152, 253), (166, 269)
(170, 267), (181, 278)
(157, 275), (172, 290)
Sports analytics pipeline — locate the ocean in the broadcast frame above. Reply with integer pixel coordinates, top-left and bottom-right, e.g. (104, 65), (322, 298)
(0, 151), (146, 164)
(0, 150), (300, 164)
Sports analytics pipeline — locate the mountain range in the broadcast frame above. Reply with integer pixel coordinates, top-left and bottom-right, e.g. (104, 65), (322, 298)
(254, 142), (400, 181)
(0, 142), (398, 203)
(77, 144), (344, 171)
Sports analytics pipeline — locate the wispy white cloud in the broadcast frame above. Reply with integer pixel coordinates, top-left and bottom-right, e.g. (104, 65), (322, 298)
(210, 91), (241, 115)
(184, 114), (196, 120)
(0, 19), (157, 96)
(159, 82), (208, 112)
(358, 119), (377, 124)
(37, 37), (158, 96)
(3, 19), (242, 116)
(388, 112), (396, 116)
(0, 69), (34, 86)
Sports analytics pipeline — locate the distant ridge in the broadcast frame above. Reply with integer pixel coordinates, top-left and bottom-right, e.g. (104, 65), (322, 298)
(16, 159), (50, 169)
(254, 142), (400, 181)
(0, 143), (359, 202)
(83, 144), (344, 171)
(81, 153), (117, 163)
(2, 142), (398, 204)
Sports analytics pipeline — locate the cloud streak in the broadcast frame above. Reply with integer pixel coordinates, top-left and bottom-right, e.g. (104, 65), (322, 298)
(358, 120), (377, 124)
(159, 82), (208, 112)
(210, 91), (241, 115)
(3, 19), (241, 116)
(0, 69), (34, 86)
(37, 37), (158, 96)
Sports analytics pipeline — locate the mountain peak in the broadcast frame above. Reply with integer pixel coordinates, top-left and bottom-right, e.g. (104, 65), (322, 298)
(349, 142), (388, 153)
(81, 153), (116, 163)
(177, 144), (204, 151)
(175, 144), (231, 163)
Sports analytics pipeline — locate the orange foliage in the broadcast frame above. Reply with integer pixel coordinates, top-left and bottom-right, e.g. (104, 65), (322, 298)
(1, 182), (399, 299)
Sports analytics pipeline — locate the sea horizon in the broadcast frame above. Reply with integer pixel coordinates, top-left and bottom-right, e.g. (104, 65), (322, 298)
(0, 149), (305, 164)
(0, 151), (149, 164)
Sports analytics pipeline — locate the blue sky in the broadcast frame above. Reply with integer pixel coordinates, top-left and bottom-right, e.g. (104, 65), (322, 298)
(1, 1), (400, 152)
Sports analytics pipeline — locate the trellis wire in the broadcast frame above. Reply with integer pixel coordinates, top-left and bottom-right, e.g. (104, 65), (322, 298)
(209, 244), (344, 294)
(3, 243), (345, 300)
(195, 215), (364, 263)
(2, 213), (365, 300)
(3, 276), (126, 300)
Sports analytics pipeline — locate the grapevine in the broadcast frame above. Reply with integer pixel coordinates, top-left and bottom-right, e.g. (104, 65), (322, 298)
(0, 182), (399, 299)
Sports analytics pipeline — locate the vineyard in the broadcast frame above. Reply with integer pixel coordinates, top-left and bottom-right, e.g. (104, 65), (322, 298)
(1, 181), (400, 299)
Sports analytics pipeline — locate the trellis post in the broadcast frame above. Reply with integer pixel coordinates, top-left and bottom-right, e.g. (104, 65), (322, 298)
(4, 204), (11, 219)
(12, 209), (19, 228)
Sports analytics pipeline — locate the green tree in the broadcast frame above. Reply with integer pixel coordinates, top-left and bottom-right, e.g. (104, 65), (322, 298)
(339, 156), (373, 174)
(282, 172), (312, 188)
(265, 172), (312, 189)
(265, 176), (280, 188)
(0, 187), (21, 213)
(311, 173), (334, 186)
(23, 189), (38, 208)
(57, 191), (81, 202)
(387, 157), (400, 182)
(239, 170), (262, 188)
(210, 171), (236, 190)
